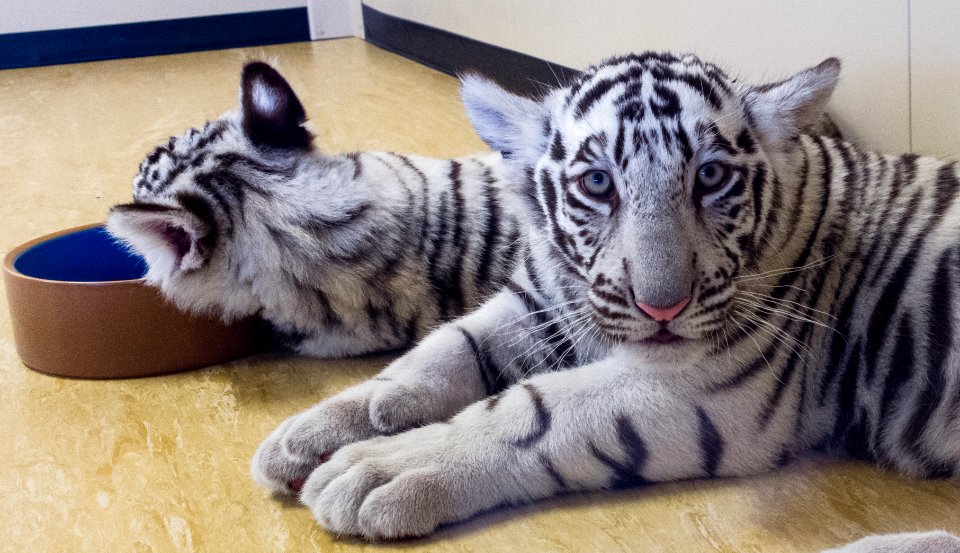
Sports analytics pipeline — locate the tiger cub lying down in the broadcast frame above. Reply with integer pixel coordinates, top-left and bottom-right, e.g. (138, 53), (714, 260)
(107, 62), (525, 358)
(252, 53), (960, 552)
(107, 62), (839, 360)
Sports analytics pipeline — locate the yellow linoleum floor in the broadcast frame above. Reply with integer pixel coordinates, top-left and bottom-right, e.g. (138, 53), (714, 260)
(1, 38), (958, 553)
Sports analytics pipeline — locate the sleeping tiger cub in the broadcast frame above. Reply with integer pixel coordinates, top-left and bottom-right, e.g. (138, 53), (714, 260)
(252, 52), (960, 551)
(107, 62), (524, 357)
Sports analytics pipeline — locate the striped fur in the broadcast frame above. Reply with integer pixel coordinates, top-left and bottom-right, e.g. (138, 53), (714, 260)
(253, 53), (959, 548)
(107, 62), (523, 357)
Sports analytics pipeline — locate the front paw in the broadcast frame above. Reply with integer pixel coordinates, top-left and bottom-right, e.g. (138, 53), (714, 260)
(251, 392), (379, 495)
(300, 424), (470, 540)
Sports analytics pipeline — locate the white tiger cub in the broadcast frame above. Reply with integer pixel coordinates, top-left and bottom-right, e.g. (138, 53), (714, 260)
(252, 53), (960, 551)
(107, 62), (524, 357)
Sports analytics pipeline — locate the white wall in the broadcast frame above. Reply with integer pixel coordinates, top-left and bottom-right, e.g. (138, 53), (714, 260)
(365, 0), (960, 158)
(911, 0), (960, 158)
(3, 0), (307, 34)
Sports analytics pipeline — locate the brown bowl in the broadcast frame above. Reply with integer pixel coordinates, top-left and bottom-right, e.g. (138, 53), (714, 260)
(3, 223), (269, 378)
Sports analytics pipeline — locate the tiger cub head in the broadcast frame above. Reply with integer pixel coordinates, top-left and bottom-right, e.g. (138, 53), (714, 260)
(462, 52), (839, 360)
(107, 61), (338, 321)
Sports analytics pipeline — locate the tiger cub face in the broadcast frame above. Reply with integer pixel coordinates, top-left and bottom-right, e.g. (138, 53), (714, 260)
(462, 52), (839, 360)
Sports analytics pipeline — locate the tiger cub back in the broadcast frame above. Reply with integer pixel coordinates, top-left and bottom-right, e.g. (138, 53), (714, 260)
(107, 62), (524, 357)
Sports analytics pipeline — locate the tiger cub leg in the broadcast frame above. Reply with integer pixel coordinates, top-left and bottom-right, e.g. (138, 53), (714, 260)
(251, 289), (533, 495)
(299, 356), (782, 539)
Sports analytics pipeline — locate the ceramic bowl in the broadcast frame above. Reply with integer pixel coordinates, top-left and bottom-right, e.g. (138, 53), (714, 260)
(3, 223), (268, 378)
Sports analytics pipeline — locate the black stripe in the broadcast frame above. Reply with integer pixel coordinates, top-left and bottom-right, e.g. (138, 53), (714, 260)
(575, 76), (621, 116)
(304, 202), (371, 232)
(711, 173), (746, 204)
(901, 249), (954, 475)
(772, 138), (832, 296)
(675, 123), (693, 162)
(650, 83), (681, 118)
(195, 120), (230, 150)
(589, 415), (650, 489)
(696, 407), (725, 477)
(195, 181), (235, 238)
(816, 147), (875, 405)
(270, 322), (307, 349)
(447, 161), (468, 314)
(344, 152), (363, 180)
(391, 154), (432, 255)
(539, 167), (560, 229)
(591, 287), (630, 308)
(675, 72), (722, 111)
(700, 122), (735, 154)
(711, 320), (798, 391)
(507, 279), (547, 315)
(214, 152), (296, 178)
(818, 290), (861, 406)
(778, 147), (810, 248)
(513, 384), (551, 448)
(427, 189), (451, 318)
(935, 163), (960, 207)
(474, 167), (502, 289)
(539, 453), (567, 489)
(550, 132), (566, 161)
(174, 191), (219, 254)
(403, 315), (419, 344)
(831, 337), (868, 454)
(757, 354), (798, 431)
(872, 314), (916, 463)
(867, 156), (920, 288)
(564, 189), (593, 213)
(863, 205), (945, 385)
(736, 128), (756, 154)
(540, 169), (582, 267)
(613, 124), (626, 168)
(313, 286), (343, 328)
(852, 155), (899, 281)
(457, 326), (508, 395)
(571, 134), (603, 166)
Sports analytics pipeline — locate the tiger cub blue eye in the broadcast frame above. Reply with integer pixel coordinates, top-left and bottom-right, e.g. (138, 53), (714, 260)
(696, 162), (730, 189)
(579, 170), (614, 198)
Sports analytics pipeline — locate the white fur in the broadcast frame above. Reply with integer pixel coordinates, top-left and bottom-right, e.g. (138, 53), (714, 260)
(253, 54), (960, 552)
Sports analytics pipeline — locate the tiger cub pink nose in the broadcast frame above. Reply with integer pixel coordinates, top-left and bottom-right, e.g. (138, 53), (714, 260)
(635, 297), (690, 322)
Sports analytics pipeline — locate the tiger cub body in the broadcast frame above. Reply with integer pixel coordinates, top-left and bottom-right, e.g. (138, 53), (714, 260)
(251, 52), (960, 550)
(108, 62), (523, 357)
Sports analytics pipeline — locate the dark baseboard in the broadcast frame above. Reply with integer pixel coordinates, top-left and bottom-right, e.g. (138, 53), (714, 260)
(0, 8), (310, 70)
(361, 4), (578, 95)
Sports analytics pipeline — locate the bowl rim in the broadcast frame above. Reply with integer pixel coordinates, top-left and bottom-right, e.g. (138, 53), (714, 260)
(3, 222), (149, 286)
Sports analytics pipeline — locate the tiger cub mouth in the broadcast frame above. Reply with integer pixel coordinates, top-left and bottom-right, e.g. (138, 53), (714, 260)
(644, 328), (684, 345)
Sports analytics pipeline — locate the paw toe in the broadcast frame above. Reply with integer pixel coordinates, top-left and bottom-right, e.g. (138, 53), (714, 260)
(356, 470), (448, 539)
(369, 383), (429, 433)
(307, 460), (392, 536)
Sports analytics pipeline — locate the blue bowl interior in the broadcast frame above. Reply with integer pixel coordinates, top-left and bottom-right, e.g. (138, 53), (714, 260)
(14, 226), (148, 282)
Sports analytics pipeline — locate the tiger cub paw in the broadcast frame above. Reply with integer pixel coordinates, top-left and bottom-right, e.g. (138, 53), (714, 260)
(300, 424), (469, 540)
(251, 376), (459, 495)
(251, 390), (378, 495)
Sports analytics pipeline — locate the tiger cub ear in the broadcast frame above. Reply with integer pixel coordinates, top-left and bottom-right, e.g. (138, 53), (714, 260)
(460, 74), (549, 163)
(240, 61), (313, 150)
(744, 57), (841, 150)
(106, 197), (216, 278)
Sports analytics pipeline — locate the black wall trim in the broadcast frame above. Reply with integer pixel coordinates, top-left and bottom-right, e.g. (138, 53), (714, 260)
(0, 8), (310, 70)
(362, 4), (578, 96)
